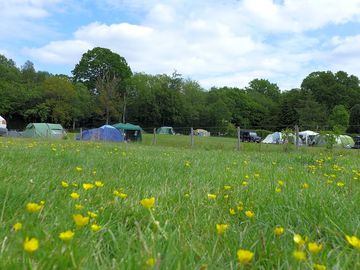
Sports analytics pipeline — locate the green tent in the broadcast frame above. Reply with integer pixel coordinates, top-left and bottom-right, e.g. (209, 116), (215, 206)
(23, 123), (66, 139)
(112, 123), (142, 141)
(156, 126), (175, 135)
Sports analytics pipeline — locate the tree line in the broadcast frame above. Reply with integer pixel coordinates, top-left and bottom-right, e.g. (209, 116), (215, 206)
(1, 47), (360, 134)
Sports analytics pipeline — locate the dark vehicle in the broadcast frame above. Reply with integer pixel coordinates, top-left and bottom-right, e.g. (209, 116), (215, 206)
(240, 130), (261, 143)
(353, 136), (360, 149)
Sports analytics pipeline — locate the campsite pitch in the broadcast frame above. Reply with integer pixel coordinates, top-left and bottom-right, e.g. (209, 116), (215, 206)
(0, 136), (359, 269)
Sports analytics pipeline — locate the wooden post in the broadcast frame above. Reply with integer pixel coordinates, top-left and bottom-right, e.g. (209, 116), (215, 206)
(80, 128), (83, 141)
(190, 127), (194, 148)
(237, 126), (241, 151)
(152, 128), (157, 145)
(295, 125), (299, 149)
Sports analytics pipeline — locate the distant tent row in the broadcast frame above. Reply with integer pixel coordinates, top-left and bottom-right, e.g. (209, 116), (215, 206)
(76, 123), (143, 142)
(262, 131), (354, 148)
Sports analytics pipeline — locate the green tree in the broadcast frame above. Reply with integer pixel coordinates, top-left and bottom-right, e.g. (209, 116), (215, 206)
(348, 104), (360, 133)
(296, 93), (327, 130)
(72, 47), (132, 124)
(246, 79), (281, 101)
(41, 76), (76, 124)
(329, 105), (349, 133)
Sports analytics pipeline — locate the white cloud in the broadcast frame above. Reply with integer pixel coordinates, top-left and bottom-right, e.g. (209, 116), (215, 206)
(325, 35), (360, 76)
(19, 0), (360, 89)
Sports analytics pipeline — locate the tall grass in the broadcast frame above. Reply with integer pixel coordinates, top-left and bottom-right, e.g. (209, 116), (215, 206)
(0, 136), (359, 269)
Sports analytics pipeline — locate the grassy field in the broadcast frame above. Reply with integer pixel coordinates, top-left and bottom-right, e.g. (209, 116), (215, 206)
(0, 135), (359, 269)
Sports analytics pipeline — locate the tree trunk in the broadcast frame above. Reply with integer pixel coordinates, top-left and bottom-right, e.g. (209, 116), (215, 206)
(72, 119), (76, 131)
(122, 92), (126, 123)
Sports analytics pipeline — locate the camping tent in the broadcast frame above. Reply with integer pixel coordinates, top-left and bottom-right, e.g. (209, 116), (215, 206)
(262, 132), (283, 144)
(76, 125), (124, 142)
(314, 134), (355, 148)
(194, 129), (210, 137)
(299, 130), (319, 146)
(262, 132), (302, 145)
(157, 126), (175, 135)
(23, 123), (66, 139)
(112, 123), (143, 142)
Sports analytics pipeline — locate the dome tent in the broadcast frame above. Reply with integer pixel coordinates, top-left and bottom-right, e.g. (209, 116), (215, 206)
(157, 126), (175, 135)
(23, 123), (66, 139)
(76, 125), (124, 142)
(112, 123), (142, 142)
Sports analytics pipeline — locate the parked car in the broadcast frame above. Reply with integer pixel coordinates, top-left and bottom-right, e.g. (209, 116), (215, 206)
(0, 116), (7, 136)
(240, 130), (261, 143)
(353, 136), (360, 149)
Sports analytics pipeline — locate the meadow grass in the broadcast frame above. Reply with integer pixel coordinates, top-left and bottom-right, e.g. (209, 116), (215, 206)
(0, 135), (359, 269)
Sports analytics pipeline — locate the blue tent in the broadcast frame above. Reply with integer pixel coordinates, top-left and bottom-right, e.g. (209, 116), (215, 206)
(76, 125), (124, 142)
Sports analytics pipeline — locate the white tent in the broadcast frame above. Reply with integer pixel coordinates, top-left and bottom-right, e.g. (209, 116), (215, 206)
(194, 129), (210, 137)
(262, 132), (303, 145)
(262, 132), (282, 144)
(314, 134), (355, 148)
(299, 130), (319, 146)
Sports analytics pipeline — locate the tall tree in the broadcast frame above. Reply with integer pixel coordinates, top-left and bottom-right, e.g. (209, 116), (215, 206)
(329, 105), (349, 132)
(348, 104), (360, 133)
(72, 47), (132, 124)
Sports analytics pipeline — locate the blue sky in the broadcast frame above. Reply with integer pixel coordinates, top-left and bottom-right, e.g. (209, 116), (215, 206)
(1, 0), (360, 90)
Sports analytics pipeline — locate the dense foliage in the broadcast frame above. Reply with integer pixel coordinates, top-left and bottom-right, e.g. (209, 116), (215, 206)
(1, 49), (360, 133)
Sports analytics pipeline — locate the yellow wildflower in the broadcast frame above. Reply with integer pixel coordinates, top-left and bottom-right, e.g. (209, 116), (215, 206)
(345, 235), (360, 249)
(83, 183), (94, 190)
(92, 170), (97, 175)
(184, 193), (190, 198)
(13, 222), (22, 232)
(119, 193), (128, 199)
(140, 197), (155, 209)
(223, 185), (232, 190)
(91, 224), (101, 232)
(216, 224), (229, 235)
(278, 180), (284, 186)
(224, 194), (229, 199)
(242, 181), (248, 186)
(207, 194), (217, 200)
(70, 192), (80, 200)
(87, 211), (97, 218)
(75, 166), (83, 172)
(113, 190), (120, 196)
(237, 249), (254, 264)
(293, 250), (306, 261)
(73, 214), (89, 227)
(275, 187), (282, 193)
(245, 210), (255, 219)
(26, 202), (43, 213)
(229, 208), (236, 215)
(95, 181), (104, 187)
(308, 242), (323, 254)
(336, 182), (345, 187)
(313, 264), (327, 270)
(302, 183), (309, 189)
(61, 181), (69, 188)
(75, 204), (83, 210)
(23, 237), (39, 253)
(59, 230), (74, 241)
(293, 234), (306, 246)
(184, 161), (191, 167)
(146, 257), (156, 267)
(274, 226), (284, 236)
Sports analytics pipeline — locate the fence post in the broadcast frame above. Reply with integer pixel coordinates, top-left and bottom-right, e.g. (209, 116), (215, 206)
(190, 127), (194, 148)
(80, 128), (83, 141)
(237, 126), (241, 151)
(152, 128), (157, 145)
(295, 125), (299, 149)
